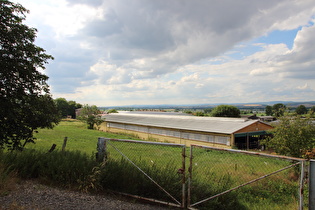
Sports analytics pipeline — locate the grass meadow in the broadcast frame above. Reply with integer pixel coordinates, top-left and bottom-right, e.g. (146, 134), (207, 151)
(0, 119), (306, 209)
(27, 119), (141, 154)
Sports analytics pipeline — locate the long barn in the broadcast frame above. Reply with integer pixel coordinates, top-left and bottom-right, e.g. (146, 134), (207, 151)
(101, 112), (273, 149)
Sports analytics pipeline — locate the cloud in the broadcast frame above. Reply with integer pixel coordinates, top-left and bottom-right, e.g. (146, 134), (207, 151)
(13, 0), (315, 105)
(77, 0), (315, 82)
(66, 0), (103, 7)
(251, 22), (315, 80)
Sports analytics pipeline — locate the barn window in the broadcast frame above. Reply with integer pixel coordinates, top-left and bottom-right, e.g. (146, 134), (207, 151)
(217, 136), (228, 144)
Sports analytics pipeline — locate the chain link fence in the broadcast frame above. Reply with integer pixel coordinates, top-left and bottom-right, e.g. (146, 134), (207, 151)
(97, 138), (308, 209)
(188, 145), (306, 209)
(98, 138), (186, 208)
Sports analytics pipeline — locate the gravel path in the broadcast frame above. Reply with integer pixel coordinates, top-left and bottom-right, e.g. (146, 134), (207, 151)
(0, 180), (173, 210)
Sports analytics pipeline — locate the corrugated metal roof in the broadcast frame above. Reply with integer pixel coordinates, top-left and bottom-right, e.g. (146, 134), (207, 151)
(104, 113), (259, 134)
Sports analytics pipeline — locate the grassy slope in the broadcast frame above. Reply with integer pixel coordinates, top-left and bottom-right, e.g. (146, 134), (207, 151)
(29, 119), (140, 154)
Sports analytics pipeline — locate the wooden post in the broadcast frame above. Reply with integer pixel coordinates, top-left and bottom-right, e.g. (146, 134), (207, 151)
(48, 144), (56, 152)
(62, 137), (68, 152)
(97, 137), (107, 162)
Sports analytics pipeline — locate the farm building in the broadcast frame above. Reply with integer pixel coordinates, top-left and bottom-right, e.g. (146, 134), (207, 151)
(101, 112), (273, 149)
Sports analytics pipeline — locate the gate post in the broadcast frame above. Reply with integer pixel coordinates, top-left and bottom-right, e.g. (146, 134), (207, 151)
(181, 146), (186, 208)
(187, 146), (193, 208)
(310, 160), (315, 210)
(97, 137), (107, 162)
(300, 161), (305, 210)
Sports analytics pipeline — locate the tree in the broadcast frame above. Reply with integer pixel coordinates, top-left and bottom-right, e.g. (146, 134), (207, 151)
(0, 1), (60, 150)
(194, 111), (205, 116)
(77, 105), (103, 129)
(67, 100), (82, 118)
(54, 98), (82, 118)
(272, 103), (286, 117)
(262, 116), (315, 158)
(107, 109), (118, 114)
(204, 108), (212, 114)
(310, 106), (315, 116)
(295, 105), (308, 115)
(54, 98), (69, 118)
(210, 105), (240, 118)
(265, 105), (273, 116)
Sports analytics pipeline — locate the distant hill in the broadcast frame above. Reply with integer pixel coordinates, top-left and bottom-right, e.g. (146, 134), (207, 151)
(101, 101), (315, 110)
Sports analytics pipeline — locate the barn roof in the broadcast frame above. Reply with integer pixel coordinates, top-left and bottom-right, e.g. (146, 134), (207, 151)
(104, 113), (263, 134)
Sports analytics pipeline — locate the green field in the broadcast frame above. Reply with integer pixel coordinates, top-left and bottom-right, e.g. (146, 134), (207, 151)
(29, 119), (141, 154)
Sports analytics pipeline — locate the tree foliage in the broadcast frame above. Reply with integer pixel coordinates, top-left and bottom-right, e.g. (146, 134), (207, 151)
(295, 105), (308, 115)
(203, 108), (212, 114)
(272, 103), (286, 117)
(262, 116), (315, 158)
(54, 98), (82, 118)
(0, 1), (60, 150)
(107, 109), (118, 114)
(265, 105), (273, 116)
(194, 111), (205, 116)
(210, 105), (240, 118)
(77, 105), (103, 129)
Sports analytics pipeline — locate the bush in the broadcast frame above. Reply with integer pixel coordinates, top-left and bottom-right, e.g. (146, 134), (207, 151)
(211, 105), (240, 118)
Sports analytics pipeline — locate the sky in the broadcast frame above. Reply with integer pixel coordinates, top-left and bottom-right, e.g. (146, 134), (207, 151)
(14, 0), (315, 106)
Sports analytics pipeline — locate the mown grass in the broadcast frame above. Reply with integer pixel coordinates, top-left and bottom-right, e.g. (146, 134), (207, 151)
(28, 119), (141, 154)
(0, 119), (304, 209)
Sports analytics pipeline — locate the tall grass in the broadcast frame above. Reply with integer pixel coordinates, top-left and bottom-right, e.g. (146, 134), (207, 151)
(0, 149), (98, 187)
(0, 162), (17, 196)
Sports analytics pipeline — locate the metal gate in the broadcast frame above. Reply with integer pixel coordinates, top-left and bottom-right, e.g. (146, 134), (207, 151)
(98, 137), (186, 208)
(188, 145), (306, 209)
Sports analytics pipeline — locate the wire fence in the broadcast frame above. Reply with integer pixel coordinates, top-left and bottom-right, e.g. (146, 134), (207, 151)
(98, 138), (308, 209)
(188, 145), (306, 209)
(99, 138), (186, 208)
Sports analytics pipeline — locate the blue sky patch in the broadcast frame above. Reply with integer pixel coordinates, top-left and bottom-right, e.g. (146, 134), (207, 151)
(254, 28), (300, 50)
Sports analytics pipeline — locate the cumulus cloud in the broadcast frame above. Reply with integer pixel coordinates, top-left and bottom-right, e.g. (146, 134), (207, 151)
(77, 0), (315, 82)
(14, 0), (315, 105)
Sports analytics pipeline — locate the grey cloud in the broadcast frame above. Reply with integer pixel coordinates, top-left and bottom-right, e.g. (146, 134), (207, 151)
(49, 0), (315, 96)
(84, 10), (123, 38)
(78, 0), (306, 69)
(66, 0), (103, 7)
(49, 78), (80, 94)
(45, 40), (99, 93)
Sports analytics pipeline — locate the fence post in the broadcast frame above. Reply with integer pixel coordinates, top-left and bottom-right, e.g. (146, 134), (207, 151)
(62, 137), (67, 152)
(181, 146), (186, 208)
(48, 144), (56, 152)
(310, 159), (315, 210)
(97, 137), (107, 162)
(300, 161), (305, 210)
(187, 146), (193, 208)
